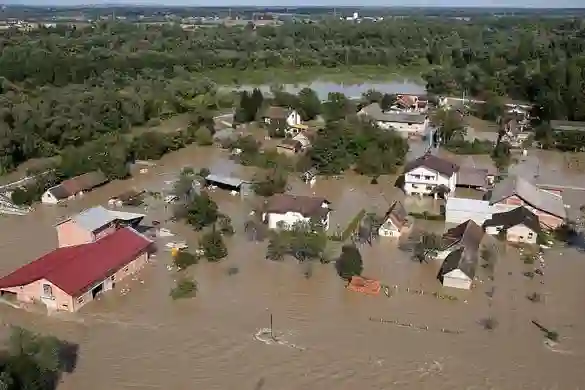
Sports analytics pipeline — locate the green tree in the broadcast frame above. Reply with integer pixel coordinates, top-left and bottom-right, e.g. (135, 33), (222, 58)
(173, 251), (199, 270)
(185, 193), (219, 230)
(297, 87), (321, 121)
(200, 225), (228, 262)
(218, 214), (235, 236)
(380, 93), (396, 111)
(253, 169), (288, 197)
(170, 277), (198, 300)
(335, 244), (364, 280)
(194, 127), (213, 146)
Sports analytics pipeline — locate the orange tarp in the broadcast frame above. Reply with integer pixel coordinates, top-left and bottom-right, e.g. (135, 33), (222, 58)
(347, 276), (381, 295)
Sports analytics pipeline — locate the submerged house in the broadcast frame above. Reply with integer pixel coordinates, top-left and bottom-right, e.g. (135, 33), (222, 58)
(402, 153), (459, 197)
(262, 194), (331, 230)
(0, 227), (153, 312)
(438, 247), (479, 290)
(262, 106), (302, 130)
(489, 176), (566, 229)
(378, 201), (409, 238)
(484, 206), (541, 244)
(41, 171), (108, 204)
(436, 220), (484, 260)
(55, 206), (145, 248)
(437, 220), (484, 290)
(358, 102), (428, 136)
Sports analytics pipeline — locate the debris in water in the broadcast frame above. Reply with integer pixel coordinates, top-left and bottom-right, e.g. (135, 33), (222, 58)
(253, 328), (305, 350)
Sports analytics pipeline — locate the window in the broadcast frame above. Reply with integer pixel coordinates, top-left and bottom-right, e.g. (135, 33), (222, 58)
(412, 174), (421, 180)
(77, 297), (84, 304)
(42, 284), (53, 298)
(123, 266), (129, 272)
(411, 184), (419, 189)
(424, 175), (433, 180)
(528, 232), (534, 238)
(111, 275), (115, 281)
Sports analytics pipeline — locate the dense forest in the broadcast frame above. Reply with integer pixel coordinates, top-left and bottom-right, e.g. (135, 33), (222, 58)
(1, 17), (584, 175)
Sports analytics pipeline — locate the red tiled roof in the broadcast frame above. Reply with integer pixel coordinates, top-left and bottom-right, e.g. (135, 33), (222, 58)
(0, 228), (152, 296)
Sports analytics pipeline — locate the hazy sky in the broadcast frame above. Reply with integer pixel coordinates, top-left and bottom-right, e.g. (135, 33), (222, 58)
(7, 0), (585, 7)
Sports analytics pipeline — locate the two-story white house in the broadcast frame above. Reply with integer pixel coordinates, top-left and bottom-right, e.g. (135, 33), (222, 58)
(402, 153), (459, 198)
(262, 194), (331, 230)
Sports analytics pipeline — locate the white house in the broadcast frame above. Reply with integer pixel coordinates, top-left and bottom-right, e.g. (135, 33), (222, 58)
(378, 201), (409, 238)
(358, 103), (428, 136)
(402, 153), (459, 197)
(262, 106), (302, 128)
(262, 194), (331, 230)
(439, 248), (477, 290)
(483, 206), (540, 244)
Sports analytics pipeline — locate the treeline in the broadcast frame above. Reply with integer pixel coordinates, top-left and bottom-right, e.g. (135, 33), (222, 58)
(1, 17), (584, 173)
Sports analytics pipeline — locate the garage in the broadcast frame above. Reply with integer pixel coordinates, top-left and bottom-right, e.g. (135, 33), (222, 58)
(445, 197), (493, 225)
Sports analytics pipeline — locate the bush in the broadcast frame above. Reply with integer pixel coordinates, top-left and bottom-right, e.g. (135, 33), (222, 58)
(195, 127), (213, 146)
(200, 226), (228, 262)
(173, 251), (199, 270)
(335, 244), (363, 280)
(170, 277), (198, 300)
(408, 211), (445, 221)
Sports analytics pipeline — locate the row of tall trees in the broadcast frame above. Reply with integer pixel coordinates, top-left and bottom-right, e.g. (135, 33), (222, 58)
(2, 17), (584, 173)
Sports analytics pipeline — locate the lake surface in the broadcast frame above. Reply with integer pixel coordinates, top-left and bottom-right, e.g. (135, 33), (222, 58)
(228, 79), (426, 100)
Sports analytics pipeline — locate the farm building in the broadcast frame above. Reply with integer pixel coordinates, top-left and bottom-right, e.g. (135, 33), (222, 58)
(445, 197), (494, 225)
(0, 227), (153, 312)
(41, 171), (108, 204)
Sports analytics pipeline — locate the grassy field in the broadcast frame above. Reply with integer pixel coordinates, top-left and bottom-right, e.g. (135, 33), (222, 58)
(202, 65), (428, 86)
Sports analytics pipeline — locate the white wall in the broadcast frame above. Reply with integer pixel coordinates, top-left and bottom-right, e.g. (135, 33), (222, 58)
(286, 111), (302, 127)
(376, 120), (427, 135)
(264, 210), (330, 230)
(403, 166), (455, 196)
(442, 270), (472, 290)
(41, 190), (59, 204)
(507, 224), (537, 244)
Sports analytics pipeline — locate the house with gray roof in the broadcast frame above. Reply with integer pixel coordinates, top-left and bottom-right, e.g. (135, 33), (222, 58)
(489, 175), (566, 229)
(358, 103), (428, 136)
(55, 206), (145, 248)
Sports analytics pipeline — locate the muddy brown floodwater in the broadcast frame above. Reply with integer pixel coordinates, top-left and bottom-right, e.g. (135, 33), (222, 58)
(1, 145), (585, 390)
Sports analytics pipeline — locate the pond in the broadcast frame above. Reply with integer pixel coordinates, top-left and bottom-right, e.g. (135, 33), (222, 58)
(226, 79), (426, 100)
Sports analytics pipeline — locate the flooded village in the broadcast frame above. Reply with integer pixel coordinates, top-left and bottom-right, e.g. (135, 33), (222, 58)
(0, 83), (584, 390)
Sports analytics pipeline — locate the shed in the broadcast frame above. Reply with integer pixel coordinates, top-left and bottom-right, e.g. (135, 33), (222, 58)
(445, 197), (493, 225)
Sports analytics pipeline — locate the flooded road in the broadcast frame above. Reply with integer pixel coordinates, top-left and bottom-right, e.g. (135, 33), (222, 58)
(0, 145), (584, 390)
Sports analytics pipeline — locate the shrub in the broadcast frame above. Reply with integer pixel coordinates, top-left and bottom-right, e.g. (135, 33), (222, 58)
(408, 211), (445, 221)
(173, 251), (199, 270)
(335, 244), (363, 280)
(170, 277), (198, 300)
(200, 226), (228, 262)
